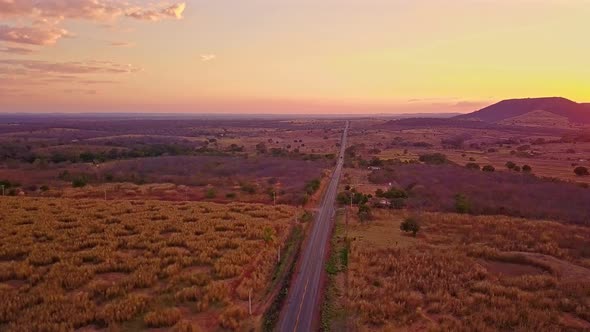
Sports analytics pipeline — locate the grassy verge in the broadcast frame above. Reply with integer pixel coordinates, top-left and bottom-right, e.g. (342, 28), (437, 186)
(320, 209), (349, 332)
(261, 224), (304, 331)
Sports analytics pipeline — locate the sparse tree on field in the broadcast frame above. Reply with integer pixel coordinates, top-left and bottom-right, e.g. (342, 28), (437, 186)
(482, 165), (495, 172)
(400, 217), (420, 237)
(574, 166), (589, 176)
(455, 193), (471, 214)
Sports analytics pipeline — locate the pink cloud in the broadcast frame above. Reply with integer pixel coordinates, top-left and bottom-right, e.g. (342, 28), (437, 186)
(0, 24), (68, 45)
(126, 3), (186, 21)
(109, 41), (134, 47)
(0, 0), (33, 18)
(0, 46), (35, 54)
(0, 59), (141, 74)
(0, 1), (187, 47)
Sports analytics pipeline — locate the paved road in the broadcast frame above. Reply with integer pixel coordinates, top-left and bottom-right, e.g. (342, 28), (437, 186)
(278, 121), (349, 332)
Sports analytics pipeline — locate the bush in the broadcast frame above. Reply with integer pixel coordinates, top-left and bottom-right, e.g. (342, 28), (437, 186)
(240, 183), (256, 194)
(522, 165), (532, 173)
(482, 165), (495, 172)
(357, 204), (372, 222)
(419, 153), (447, 165)
(219, 306), (247, 330)
(465, 162), (480, 170)
(505, 161), (516, 170)
(574, 166), (589, 176)
(144, 308), (182, 327)
(205, 188), (216, 199)
(72, 178), (87, 188)
(304, 179), (321, 195)
(376, 188), (408, 199)
(454, 193), (471, 214)
(400, 217), (420, 236)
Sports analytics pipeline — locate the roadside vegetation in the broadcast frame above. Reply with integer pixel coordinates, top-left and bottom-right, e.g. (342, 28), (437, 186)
(0, 197), (298, 331)
(330, 210), (590, 331)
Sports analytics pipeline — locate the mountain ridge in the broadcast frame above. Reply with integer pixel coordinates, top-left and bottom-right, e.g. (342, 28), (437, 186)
(455, 97), (590, 123)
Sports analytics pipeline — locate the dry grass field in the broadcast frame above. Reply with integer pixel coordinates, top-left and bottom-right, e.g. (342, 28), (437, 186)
(0, 197), (299, 331)
(324, 209), (590, 331)
(348, 120), (590, 184)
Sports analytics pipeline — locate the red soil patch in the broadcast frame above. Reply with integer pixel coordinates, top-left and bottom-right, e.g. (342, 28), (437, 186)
(478, 259), (546, 277)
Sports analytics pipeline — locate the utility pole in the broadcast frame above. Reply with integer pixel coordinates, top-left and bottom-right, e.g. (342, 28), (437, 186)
(277, 245), (281, 263)
(248, 288), (252, 316)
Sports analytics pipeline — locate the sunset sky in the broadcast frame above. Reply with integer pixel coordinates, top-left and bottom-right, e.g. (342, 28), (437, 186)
(1, 0), (589, 114)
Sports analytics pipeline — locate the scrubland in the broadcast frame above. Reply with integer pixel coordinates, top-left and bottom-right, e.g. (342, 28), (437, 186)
(0, 197), (297, 331)
(329, 211), (590, 331)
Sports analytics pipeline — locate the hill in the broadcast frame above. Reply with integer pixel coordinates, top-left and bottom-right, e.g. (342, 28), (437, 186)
(455, 97), (590, 123)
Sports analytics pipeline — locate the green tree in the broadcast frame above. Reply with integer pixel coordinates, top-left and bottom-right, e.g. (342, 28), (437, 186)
(454, 193), (470, 214)
(482, 165), (495, 172)
(357, 204), (372, 222)
(400, 217), (420, 237)
(262, 227), (275, 244)
(574, 166), (589, 176)
(205, 188), (216, 199)
(72, 177), (87, 188)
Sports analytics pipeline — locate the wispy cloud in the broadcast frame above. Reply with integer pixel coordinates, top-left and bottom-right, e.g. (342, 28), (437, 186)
(0, 24), (68, 45)
(0, 46), (35, 54)
(126, 3), (186, 21)
(109, 41), (135, 47)
(200, 54), (216, 62)
(0, 59), (141, 75)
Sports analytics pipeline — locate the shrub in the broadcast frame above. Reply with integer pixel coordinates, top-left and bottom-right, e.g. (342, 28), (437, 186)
(454, 194), (471, 214)
(219, 306), (248, 330)
(482, 165), (495, 172)
(144, 308), (182, 327)
(522, 165), (532, 173)
(465, 162), (480, 170)
(304, 179), (321, 195)
(240, 183), (256, 194)
(419, 153), (447, 165)
(400, 217), (420, 236)
(172, 320), (203, 332)
(72, 178), (87, 188)
(357, 204), (372, 222)
(574, 166), (589, 176)
(513, 165), (521, 172)
(205, 188), (216, 199)
(505, 161), (516, 170)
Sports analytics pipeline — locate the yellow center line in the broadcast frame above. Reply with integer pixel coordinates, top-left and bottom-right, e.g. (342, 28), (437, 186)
(293, 277), (310, 332)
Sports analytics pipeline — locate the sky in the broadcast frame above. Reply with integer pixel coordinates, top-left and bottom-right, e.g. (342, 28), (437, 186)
(1, 0), (589, 114)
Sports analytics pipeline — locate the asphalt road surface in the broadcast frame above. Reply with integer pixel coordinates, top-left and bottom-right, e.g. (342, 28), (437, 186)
(278, 121), (349, 332)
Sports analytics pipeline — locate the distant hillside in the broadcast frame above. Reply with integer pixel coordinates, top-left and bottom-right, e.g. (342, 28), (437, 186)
(455, 97), (590, 123)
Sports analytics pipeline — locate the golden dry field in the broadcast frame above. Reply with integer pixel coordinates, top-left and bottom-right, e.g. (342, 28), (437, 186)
(324, 209), (590, 331)
(0, 197), (298, 331)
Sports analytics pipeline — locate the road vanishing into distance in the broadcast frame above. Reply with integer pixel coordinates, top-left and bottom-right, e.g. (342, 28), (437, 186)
(278, 121), (349, 332)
